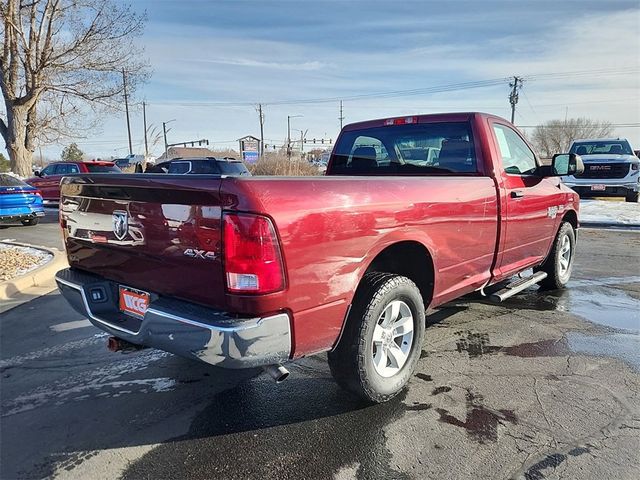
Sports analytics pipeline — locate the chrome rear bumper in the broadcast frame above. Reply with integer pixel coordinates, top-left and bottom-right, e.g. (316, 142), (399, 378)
(55, 268), (291, 368)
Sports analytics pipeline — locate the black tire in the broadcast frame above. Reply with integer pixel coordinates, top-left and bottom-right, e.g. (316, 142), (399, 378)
(625, 191), (639, 203)
(536, 222), (576, 290)
(21, 217), (39, 226)
(328, 272), (425, 403)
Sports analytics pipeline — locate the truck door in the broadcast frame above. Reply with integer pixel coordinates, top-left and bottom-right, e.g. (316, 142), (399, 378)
(490, 121), (563, 278)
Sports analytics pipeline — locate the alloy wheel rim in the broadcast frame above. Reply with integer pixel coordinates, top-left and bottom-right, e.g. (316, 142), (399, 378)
(558, 234), (571, 277)
(371, 300), (414, 378)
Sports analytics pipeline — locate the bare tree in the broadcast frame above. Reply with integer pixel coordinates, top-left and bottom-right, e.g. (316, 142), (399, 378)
(531, 118), (614, 158)
(1, 0), (148, 175)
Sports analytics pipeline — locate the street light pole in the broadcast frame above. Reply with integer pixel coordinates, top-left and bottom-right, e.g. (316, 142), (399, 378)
(287, 115), (291, 164)
(163, 122), (168, 158)
(286, 114), (302, 175)
(162, 119), (175, 159)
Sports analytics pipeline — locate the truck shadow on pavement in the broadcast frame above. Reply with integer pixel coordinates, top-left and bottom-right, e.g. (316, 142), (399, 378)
(121, 375), (409, 480)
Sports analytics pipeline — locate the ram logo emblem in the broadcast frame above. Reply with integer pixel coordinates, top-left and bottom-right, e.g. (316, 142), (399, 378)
(112, 210), (128, 240)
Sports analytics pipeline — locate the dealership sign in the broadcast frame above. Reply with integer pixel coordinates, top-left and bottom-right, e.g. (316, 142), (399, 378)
(239, 135), (261, 164)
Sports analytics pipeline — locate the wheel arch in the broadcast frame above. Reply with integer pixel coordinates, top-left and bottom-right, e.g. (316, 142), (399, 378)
(562, 209), (578, 231)
(361, 240), (435, 309)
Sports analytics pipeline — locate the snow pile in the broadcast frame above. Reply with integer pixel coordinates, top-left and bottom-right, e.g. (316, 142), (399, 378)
(580, 200), (640, 226)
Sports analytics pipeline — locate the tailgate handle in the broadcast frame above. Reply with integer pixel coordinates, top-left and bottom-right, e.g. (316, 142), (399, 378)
(511, 190), (525, 199)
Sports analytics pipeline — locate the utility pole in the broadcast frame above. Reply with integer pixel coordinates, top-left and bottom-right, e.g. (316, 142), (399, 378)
(339, 100), (345, 130)
(122, 69), (133, 155)
(142, 101), (148, 158)
(258, 104), (265, 159)
(509, 76), (522, 124)
(287, 115), (291, 165)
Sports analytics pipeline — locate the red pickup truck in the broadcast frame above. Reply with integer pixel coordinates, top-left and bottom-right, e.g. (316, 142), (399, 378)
(55, 113), (583, 403)
(26, 160), (120, 204)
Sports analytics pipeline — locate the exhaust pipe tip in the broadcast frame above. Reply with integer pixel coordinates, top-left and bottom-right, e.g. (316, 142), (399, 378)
(263, 364), (290, 383)
(107, 336), (145, 353)
(107, 336), (121, 352)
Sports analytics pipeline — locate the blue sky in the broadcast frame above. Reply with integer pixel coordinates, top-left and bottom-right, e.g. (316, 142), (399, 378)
(57, 0), (640, 158)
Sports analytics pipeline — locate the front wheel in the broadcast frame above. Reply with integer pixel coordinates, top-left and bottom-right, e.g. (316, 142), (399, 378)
(328, 273), (425, 403)
(536, 222), (576, 290)
(21, 217), (39, 226)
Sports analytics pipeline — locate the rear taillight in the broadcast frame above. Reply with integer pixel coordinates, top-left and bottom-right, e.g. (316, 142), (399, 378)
(223, 213), (285, 294)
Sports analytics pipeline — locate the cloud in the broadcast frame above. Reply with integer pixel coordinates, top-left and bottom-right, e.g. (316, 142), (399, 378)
(194, 57), (329, 71)
(43, 3), (640, 158)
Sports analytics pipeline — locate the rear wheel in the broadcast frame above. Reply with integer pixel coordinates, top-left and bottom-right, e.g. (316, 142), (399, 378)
(328, 273), (425, 403)
(536, 222), (575, 290)
(625, 191), (639, 203)
(21, 217), (39, 226)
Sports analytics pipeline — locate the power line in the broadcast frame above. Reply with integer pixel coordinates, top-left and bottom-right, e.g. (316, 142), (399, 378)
(142, 68), (638, 109)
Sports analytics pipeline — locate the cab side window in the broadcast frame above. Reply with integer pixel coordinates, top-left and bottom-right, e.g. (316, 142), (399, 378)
(493, 124), (537, 175)
(40, 164), (55, 176)
(58, 163), (80, 174)
(56, 163), (79, 175)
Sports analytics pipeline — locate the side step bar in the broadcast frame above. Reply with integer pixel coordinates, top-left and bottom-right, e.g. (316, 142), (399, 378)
(490, 271), (548, 303)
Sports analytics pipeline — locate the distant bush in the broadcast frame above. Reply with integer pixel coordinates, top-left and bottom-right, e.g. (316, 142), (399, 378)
(248, 153), (321, 176)
(212, 148), (241, 158)
(0, 153), (9, 173)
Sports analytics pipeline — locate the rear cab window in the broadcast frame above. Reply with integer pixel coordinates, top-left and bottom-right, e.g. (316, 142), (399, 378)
(330, 122), (478, 175)
(0, 174), (29, 187)
(218, 161), (250, 175)
(167, 161), (192, 174)
(85, 164), (121, 173)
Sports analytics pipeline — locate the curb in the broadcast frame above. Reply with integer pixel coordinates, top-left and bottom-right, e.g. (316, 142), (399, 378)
(0, 241), (68, 301)
(580, 222), (640, 231)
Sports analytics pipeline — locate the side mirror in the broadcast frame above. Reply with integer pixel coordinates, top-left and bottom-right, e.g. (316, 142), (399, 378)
(548, 153), (584, 177)
(34, 170), (41, 177)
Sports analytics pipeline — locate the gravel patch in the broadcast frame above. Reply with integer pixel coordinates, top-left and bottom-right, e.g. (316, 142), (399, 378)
(0, 243), (52, 282)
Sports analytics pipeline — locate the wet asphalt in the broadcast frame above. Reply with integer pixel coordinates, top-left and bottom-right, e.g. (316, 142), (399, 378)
(1, 227), (639, 479)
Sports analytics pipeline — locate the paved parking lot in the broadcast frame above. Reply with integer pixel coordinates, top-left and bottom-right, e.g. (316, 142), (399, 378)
(1, 227), (639, 479)
(1, 207), (64, 250)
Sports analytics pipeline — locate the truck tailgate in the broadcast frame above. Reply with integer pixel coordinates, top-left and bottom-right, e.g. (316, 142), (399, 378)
(60, 174), (226, 308)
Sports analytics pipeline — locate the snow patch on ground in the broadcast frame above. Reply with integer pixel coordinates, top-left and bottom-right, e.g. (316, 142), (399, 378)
(579, 200), (640, 226)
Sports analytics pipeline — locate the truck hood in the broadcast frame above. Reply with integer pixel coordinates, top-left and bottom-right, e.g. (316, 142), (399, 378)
(579, 154), (638, 163)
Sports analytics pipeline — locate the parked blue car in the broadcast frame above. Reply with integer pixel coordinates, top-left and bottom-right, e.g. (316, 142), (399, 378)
(0, 174), (45, 226)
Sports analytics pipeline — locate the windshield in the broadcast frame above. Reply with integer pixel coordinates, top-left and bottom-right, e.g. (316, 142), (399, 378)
(85, 164), (121, 173)
(330, 122), (477, 175)
(570, 140), (633, 156)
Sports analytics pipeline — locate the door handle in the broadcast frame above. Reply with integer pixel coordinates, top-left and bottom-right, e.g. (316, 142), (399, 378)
(511, 190), (525, 199)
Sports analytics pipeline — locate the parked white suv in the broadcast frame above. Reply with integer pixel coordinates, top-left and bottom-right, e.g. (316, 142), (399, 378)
(562, 138), (639, 202)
